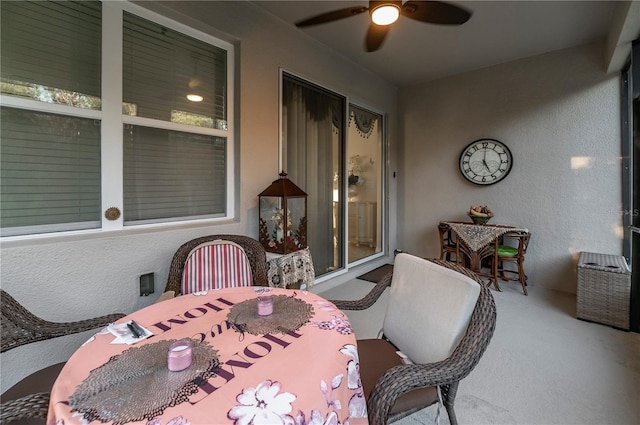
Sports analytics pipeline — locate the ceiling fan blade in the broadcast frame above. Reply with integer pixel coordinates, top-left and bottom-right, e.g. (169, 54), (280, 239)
(365, 24), (390, 52)
(295, 6), (369, 27)
(401, 1), (472, 25)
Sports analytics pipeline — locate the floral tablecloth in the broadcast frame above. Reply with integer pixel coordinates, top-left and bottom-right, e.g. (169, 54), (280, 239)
(47, 287), (367, 425)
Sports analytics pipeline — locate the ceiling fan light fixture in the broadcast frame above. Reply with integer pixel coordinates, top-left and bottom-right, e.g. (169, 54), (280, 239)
(186, 94), (204, 102)
(370, 4), (400, 26)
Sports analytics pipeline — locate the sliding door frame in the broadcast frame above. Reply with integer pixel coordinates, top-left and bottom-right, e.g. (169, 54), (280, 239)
(278, 68), (388, 282)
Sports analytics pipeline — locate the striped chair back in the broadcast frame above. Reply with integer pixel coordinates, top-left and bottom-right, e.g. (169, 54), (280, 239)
(181, 240), (253, 294)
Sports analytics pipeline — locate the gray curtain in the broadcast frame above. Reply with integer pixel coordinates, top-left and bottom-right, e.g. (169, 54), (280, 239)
(282, 76), (344, 276)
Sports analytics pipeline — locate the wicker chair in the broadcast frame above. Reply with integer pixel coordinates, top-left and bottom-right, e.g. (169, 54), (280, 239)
(163, 234), (269, 296)
(438, 222), (457, 261)
(329, 257), (496, 425)
(493, 230), (531, 295)
(0, 290), (125, 425)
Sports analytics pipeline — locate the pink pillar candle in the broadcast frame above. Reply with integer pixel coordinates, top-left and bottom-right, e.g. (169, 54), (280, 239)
(167, 340), (193, 371)
(257, 296), (273, 316)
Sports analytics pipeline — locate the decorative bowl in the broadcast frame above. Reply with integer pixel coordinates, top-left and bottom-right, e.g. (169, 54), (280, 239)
(468, 213), (492, 225)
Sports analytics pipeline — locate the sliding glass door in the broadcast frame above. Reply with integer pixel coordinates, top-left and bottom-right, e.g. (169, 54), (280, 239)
(281, 73), (386, 278)
(624, 39), (639, 332)
(347, 104), (384, 264)
(281, 73), (345, 276)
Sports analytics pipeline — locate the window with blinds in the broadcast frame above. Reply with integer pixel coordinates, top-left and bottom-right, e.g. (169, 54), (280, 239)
(123, 12), (227, 126)
(122, 12), (228, 224)
(0, 0), (233, 237)
(0, 108), (102, 235)
(1, 1), (102, 236)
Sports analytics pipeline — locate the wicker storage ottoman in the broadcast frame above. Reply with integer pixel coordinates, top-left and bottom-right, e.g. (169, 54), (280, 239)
(577, 252), (630, 330)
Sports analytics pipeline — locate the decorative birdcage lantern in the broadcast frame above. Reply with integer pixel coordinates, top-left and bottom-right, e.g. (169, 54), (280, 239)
(258, 171), (308, 254)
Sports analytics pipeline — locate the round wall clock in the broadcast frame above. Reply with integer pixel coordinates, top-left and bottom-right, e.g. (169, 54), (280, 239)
(459, 138), (513, 185)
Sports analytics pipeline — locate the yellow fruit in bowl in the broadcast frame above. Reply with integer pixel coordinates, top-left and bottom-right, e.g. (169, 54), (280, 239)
(468, 205), (494, 219)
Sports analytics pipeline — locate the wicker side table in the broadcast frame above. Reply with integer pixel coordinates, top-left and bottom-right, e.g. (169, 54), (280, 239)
(577, 252), (631, 330)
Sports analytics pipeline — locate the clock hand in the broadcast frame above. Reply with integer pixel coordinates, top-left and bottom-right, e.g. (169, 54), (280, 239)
(482, 149), (490, 171)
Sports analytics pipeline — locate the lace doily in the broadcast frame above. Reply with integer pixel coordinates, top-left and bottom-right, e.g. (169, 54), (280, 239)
(267, 248), (315, 289)
(227, 294), (313, 335)
(445, 222), (528, 252)
(68, 339), (219, 425)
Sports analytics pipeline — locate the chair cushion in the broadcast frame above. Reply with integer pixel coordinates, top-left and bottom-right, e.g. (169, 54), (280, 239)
(1, 362), (64, 403)
(181, 240), (253, 294)
(358, 339), (438, 415)
(156, 291), (176, 303)
(497, 245), (518, 257)
(383, 254), (481, 364)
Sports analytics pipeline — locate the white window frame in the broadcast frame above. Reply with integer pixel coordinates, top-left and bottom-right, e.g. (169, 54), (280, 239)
(1, 1), (235, 241)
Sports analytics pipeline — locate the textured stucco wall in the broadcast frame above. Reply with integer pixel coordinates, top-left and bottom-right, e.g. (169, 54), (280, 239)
(0, 1), (398, 391)
(398, 43), (622, 294)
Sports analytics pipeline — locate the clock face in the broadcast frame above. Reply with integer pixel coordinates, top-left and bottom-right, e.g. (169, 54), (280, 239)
(459, 139), (513, 185)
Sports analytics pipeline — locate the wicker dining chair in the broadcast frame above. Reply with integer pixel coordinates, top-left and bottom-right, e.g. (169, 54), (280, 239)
(163, 234), (270, 297)
(493, 230), (531, 295)
(329, 257), (496, 425)
(0, 290), (125, 425)
(438, 222), (457, 262)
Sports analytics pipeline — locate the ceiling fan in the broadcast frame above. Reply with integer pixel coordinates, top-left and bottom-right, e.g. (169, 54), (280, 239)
(295, 1), (472, 52)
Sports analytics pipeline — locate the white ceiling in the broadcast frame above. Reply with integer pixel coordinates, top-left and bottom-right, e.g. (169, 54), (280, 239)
(253, 1), (620, 87)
